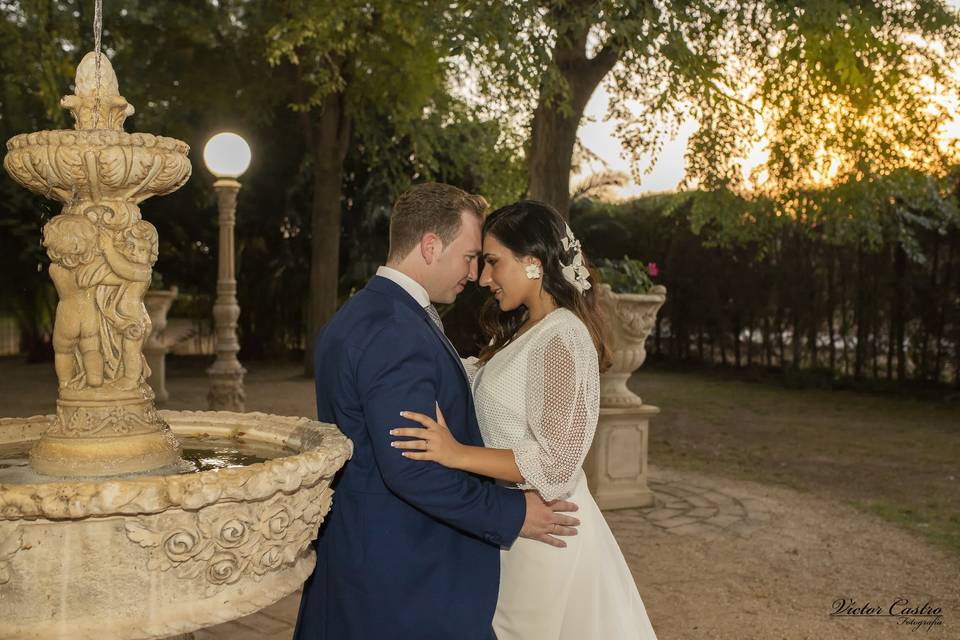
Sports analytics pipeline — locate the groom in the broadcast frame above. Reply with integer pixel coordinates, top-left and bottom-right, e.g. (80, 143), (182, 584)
(294, 183), (580, 640)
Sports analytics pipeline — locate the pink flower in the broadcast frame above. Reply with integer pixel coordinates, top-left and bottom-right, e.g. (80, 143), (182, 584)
(646, 262), (659, 277)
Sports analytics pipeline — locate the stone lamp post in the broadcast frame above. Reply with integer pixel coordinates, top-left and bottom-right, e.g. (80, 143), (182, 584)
(203, 132), (250, 412)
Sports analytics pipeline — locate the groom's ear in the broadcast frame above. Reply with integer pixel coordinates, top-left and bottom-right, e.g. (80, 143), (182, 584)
(420, 232), (442, 265)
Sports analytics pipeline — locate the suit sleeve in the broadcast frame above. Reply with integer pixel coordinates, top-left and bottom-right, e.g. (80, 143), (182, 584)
(354, 323), (526, 547)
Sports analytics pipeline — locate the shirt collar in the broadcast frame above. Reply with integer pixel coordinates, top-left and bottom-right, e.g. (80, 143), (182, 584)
(376, 266), (431, 308)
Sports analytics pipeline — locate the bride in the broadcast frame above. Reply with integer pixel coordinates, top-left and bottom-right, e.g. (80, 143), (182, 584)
(391, 200), (657, 639)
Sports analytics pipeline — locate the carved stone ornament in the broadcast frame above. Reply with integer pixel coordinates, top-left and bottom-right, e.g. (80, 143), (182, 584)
(0, 412), (352, 639)
(125, 485), (333, 596)
(597, 284), (667, 407)
(0, 412), (351, 521)
(3, 51), (191, 477)
(0, 47), (355, 640)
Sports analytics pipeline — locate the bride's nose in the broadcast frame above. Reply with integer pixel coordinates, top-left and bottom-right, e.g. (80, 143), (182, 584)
(479, 264), (493, 288)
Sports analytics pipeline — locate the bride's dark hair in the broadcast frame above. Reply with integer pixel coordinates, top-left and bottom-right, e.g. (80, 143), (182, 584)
(477, 200), (611, 371)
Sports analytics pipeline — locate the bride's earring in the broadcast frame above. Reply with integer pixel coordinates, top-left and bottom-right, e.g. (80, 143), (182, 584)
(525, 263), (542, 280)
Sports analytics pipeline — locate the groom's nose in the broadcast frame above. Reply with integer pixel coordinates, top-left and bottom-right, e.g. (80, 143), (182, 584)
(467, 257), (479, 282)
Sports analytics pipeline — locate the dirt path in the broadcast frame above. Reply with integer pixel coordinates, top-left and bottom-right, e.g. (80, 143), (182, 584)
(2, 358), (957, 638)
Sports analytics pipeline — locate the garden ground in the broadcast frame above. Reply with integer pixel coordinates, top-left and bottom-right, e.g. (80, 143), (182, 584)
(1, 357), (957, 639)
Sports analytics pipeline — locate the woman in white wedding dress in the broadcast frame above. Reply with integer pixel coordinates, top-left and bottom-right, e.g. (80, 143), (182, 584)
(392, 200), (657, 640)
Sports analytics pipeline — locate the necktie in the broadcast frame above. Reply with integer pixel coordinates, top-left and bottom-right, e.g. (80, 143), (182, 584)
(425, 304), (445, 334)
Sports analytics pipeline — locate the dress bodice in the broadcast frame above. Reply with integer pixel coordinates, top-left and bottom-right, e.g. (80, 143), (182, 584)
(466, 308), (600, 501)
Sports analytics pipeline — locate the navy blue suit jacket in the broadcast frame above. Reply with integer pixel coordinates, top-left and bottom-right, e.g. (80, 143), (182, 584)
(294, 275), (527, 640)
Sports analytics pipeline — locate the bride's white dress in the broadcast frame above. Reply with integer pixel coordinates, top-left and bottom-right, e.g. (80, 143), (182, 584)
(465, 308), (657, 640)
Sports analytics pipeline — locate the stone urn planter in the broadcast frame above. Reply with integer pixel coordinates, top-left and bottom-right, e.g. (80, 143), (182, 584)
(584, 283), (667, 509)
(597, 283), (667, 407)
(144, 287), (179, 403)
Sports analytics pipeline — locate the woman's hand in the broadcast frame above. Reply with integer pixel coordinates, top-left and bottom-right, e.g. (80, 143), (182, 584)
(390, 403), (465, 469)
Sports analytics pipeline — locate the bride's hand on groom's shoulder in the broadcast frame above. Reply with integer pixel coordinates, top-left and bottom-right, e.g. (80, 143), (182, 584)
(390, 403), (465, 469)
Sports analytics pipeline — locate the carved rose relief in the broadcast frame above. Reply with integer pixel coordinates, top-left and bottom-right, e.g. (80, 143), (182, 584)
(125, 486), (333, 596)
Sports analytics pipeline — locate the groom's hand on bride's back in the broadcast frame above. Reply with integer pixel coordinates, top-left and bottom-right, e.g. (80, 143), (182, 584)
(519, 491), (580, 548)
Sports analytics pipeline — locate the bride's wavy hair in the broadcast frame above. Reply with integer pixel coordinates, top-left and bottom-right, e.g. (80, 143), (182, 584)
(477, 200), (611, 371)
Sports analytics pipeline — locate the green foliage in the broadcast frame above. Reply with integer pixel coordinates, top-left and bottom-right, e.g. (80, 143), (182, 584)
(595, 257), (656, 294)
(0, 0), (529, 360)
(573, 184), (960, 385)
(461, 1), (960, 219)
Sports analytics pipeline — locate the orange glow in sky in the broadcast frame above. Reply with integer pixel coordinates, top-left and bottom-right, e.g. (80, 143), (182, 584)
(578, 0), (960, 199)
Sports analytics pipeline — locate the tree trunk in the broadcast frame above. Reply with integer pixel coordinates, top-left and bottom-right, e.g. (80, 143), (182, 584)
(304, 90), (351, 376)
(526, 11), (618, 218)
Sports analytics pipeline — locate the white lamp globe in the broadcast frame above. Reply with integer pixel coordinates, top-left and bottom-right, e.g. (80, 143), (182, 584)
(203, 132), (251, 178)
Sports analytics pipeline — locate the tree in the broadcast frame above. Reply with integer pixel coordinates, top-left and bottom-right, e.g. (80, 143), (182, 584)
(266, 0), (470, 374)
(465, 0), (960, 217)
(0, 0), (285, 358)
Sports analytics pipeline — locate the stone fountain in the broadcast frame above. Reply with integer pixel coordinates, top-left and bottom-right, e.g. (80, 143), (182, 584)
(0, 52), (350, 639)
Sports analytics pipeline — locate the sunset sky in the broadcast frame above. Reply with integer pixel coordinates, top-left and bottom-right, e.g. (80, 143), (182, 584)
(579, 0), (960, 199)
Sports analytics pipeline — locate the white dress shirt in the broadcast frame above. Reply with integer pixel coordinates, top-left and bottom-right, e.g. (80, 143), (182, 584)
(376, 266), (431, 308)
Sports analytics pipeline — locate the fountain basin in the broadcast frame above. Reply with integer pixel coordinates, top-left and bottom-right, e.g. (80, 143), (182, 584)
(4, 130), (191, 206)
(0, 411), (351, 640)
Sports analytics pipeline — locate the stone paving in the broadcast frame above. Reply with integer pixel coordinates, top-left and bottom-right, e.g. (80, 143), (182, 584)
(198, 466), (776, 639)
(637, 469), (775, 540)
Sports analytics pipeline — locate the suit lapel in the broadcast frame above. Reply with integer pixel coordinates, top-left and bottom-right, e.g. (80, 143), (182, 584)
(421, 313), (472, 385)
(366, 275), (471, 387)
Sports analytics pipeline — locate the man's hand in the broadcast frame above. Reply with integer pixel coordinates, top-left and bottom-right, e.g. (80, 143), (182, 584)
(519, 491), (580, 548)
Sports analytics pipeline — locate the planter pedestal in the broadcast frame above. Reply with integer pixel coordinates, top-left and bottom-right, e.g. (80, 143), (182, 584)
(584, 404), (659, 509)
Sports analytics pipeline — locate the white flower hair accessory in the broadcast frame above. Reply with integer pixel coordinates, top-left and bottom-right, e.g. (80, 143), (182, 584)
(559, 223), (591, 294)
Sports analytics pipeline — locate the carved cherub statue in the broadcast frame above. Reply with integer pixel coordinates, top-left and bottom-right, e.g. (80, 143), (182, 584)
(42, 215), (105, 389)
(98, 220), (159, 391)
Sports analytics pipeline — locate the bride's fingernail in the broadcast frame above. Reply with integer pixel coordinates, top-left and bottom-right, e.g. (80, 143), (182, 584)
(389, 429), (397, 435)
(399, 411), (408, 417)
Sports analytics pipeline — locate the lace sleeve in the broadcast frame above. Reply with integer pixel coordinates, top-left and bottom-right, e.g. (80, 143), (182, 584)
(513, 321), (600, 501)
(461, 356), (480, 387)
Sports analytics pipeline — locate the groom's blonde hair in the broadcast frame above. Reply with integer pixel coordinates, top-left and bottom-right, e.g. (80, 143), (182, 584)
(387, 182), (488, 262)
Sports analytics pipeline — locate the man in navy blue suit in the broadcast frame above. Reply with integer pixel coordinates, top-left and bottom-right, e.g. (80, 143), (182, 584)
(294, 183), (580, 640)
